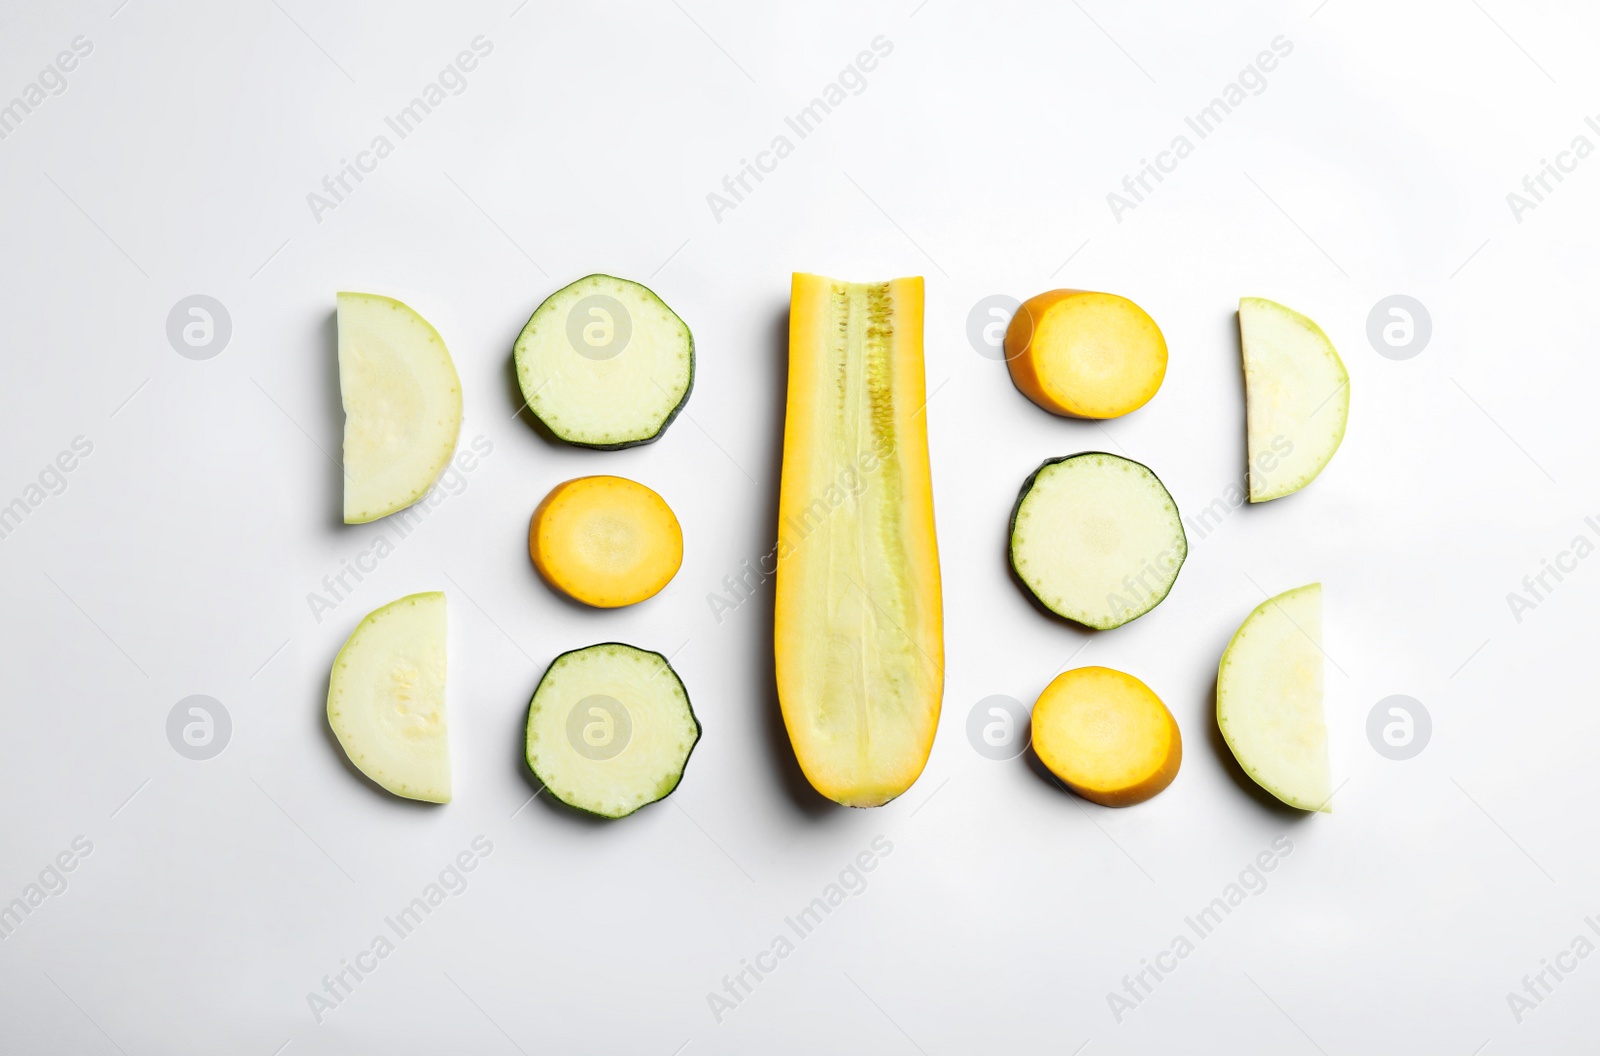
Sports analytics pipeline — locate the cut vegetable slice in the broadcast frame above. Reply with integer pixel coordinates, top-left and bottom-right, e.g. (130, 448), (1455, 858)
(775, 273), (943, 808)
(1032, 666), (1181, 807)
(1003, 290), (1166, 418)
(524, 643), (700, 818)
(513, 274), (694, 449)
(1217, 582), (1332, 812)
(327, 591), (451, 803)
(529, 475), (683, 607)
(338, 292), (463, 524)
(1009, 452), (1186, 630)
(1238, 297), (1349, 502)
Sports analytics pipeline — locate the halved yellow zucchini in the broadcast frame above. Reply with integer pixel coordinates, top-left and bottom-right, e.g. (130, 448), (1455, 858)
(774, 273), (943, 807)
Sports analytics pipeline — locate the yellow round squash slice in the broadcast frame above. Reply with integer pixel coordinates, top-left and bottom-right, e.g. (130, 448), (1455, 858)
(1031, 666), (1181, 806)
(1003, 290), (1166, 419)
(529, 475), (683, 608)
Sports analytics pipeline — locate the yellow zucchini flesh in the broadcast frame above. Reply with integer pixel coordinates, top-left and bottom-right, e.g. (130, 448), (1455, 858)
(774, 273), (943, 807)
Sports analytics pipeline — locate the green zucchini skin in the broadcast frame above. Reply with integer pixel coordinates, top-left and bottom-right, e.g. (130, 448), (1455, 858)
(513, 274), (695, 450)
(1006, 451), (1188, 631)
(523, 642), (702, 819)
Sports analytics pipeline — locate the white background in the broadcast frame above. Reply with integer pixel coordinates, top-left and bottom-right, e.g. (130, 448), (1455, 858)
(1, 0), (1596, 1052)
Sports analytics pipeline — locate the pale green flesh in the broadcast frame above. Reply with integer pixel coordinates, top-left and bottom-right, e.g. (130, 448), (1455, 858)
(1010, 454), (1186, 630)
(1239, 297), (1349, 503)
(1217, 583), (1332, 812)
(788, 282), (928, 788)
(513, 275), (693, 447)
(327, 592), (451, 803)
(338, 293), (462, 524)
(524, 644), (699, 819)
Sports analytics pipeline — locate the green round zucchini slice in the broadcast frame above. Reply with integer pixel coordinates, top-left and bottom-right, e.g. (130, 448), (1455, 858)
(1008, 452), (1186, 630)
(524, 642), (700, 818)
(513, 274), (694, 449)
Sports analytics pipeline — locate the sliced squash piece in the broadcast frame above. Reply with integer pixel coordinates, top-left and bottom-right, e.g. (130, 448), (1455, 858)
(1003, 289), (1166, 418)
(327, 591), (451, 803)
(337, 292), (463, 524)
(1217, 582), (1333, 812)
(1238, 297), (1349, 502)
(1032, 666), (1181, 807)
(529, 475), (683, 608)
(513, 274), (694, 449)
(1009, 452), (1186, 630)
(774, 273), (943, 808)
(524, 643), (700, 818)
